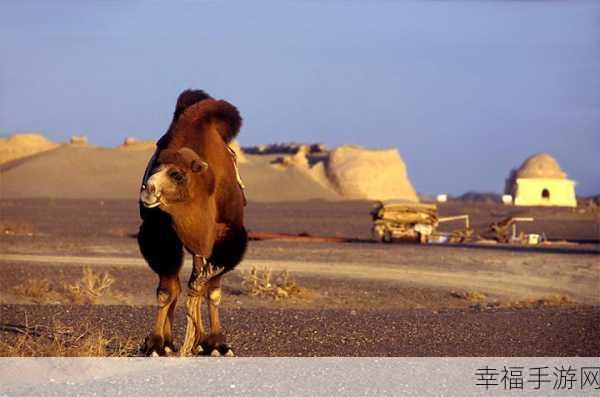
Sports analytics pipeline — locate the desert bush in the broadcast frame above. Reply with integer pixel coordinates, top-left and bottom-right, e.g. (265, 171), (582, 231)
(63, 267), (115, 304)
(1, 222), (34, 236)
(10, 267), (119, 304)
(450, 290), (487, 303)
(241, 266), (303, 300)
(10, 279), (63, 304)
(509, 294), (575, 308)
(468, 293), (576, 311)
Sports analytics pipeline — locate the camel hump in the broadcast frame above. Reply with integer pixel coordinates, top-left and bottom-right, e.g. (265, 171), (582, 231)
(180, 98), (242, 144)
(173, 89), (213, 120)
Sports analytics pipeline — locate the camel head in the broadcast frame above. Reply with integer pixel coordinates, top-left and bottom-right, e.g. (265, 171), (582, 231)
(140, 147), (212, 210)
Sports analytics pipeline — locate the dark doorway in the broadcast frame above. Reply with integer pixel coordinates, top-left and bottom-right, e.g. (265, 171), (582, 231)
(541, 188), (550, 200)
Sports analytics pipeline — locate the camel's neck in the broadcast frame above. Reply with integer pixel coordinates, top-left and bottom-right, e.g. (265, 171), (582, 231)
(168, 200), (217, 257)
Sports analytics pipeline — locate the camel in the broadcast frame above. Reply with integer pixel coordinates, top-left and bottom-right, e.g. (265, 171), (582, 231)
(138, 89), (247, 356)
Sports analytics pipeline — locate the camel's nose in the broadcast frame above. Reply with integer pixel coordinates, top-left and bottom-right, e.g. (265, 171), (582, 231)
(146, 181), (161, 197)
(141, 181), (159, 196)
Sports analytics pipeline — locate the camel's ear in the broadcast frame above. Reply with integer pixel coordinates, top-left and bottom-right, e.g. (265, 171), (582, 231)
(190, 158), (208, 173)
(177, 147), (208, 173)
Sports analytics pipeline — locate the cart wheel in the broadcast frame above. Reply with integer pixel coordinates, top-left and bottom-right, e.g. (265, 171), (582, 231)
(383, 230), (392, 243)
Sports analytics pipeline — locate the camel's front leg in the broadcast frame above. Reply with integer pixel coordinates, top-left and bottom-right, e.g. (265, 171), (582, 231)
(162, 281), (180, 355)
(180, 255), (208, 356)
(144, 274), (180, 356)
(180, 256), (225, 356)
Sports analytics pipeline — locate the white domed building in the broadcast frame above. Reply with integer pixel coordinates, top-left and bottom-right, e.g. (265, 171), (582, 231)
(505, 153), (577, 207)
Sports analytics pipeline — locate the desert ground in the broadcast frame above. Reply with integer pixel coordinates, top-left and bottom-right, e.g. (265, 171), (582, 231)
(0, 198), (598, 356)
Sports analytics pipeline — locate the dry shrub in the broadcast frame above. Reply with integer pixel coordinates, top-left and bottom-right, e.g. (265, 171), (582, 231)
(10, 279), (63, 304)
(0, 321), (136, 357)
(63, 267), (115, 304)
(10, 267), (118, 304)
(241, 266), (304, 300)
(469, 294), (576, 311)
(508, 294), (576, 309)
(1, 222), (34, 236)
(450, 290), (487, 303)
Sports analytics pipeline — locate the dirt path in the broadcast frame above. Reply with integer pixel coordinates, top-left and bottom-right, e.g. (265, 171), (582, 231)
(1, 253), (598, 304)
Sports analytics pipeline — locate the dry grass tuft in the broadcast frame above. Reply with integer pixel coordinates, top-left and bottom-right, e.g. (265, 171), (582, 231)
(508, 294), (576, 308)
(241, 266), (305, 300)
(0, 320), (137, 357)
(10, 267), (121, 305)
(63, 267), (115, 304)
(1, 222), (34, 236)
(469, 294), (576, 311)
(10, 279), (63, 304)
(450, 290), (487, 303)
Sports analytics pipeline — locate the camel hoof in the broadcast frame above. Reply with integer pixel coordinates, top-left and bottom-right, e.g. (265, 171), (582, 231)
(192, 345), (204, 355)
(201, 333), (232, 356)
(143, 335), (168, 356)
(164, 346), (176, 356)
(224, 349), (235, 357)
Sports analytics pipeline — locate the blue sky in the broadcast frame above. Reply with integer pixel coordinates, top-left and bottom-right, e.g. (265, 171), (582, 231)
(1, 1), (598, 195)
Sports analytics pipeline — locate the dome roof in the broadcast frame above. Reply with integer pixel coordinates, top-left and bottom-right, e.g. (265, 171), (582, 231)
(516, 153), (566, 179)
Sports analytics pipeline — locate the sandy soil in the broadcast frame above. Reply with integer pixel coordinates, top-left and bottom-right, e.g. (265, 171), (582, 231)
(0, 199), (598, 356)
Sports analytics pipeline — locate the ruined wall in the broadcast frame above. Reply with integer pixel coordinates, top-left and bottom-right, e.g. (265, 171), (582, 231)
(326, 145), (418, 202)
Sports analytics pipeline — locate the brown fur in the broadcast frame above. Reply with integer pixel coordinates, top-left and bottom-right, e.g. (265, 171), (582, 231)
(138, 89), (247, 356)
(153, 98), (244, 255)
(173, 89), (212, 121)
(158, 97), (242, 148)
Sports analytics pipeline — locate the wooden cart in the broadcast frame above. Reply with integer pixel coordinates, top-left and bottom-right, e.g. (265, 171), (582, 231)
(371, 201), (472, 244)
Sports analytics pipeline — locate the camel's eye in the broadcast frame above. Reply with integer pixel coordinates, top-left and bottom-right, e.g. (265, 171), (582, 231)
(169, 170), (185, 183)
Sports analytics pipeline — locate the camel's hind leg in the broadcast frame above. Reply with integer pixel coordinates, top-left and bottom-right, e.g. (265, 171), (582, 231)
(204, 274), (234, 357)
(198, 226), (247, 356)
